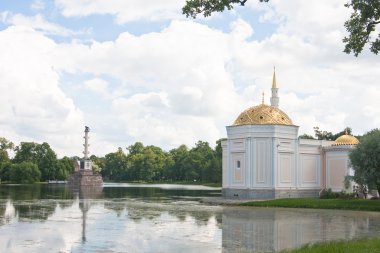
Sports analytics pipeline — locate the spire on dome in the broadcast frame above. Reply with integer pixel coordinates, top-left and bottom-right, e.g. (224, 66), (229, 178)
(262, 92), (265, 104)
(272, 67), (277, 89)
(270, 67), (279, 108)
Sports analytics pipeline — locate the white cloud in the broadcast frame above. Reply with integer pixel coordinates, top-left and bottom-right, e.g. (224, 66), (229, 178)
(4, 13), (80, 37)
(2, 0), (380, 157)
(54, 0), (186, 24)
(0, 26), (85, 157)
(84, 78), (109, 97)
(50, 20), (244, 150)
(31, 0), (45, 11)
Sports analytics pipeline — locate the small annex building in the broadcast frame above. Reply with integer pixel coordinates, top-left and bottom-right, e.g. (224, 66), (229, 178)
(221, 70), (359, 199)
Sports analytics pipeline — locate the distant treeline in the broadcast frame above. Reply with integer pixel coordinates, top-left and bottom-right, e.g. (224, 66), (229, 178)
(0, 137), (223, 184)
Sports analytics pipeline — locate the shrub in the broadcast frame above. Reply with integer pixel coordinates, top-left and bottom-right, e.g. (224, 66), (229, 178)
(320, 188), (355, 199)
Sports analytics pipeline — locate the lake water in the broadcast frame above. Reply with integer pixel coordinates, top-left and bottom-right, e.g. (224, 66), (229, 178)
(1, 183), (380, 253)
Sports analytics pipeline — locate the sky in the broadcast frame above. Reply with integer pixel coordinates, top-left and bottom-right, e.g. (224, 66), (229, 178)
(0, 0), (379, 158)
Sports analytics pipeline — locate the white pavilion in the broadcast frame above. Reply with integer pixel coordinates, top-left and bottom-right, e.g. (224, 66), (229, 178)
(221, 70), (359, 199)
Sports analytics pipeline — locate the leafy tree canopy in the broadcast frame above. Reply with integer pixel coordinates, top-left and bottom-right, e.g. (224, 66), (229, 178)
(183, 0), (380, 56)
(299, 127), (360, 141)
(349, 128), (380, 195)
(183, 0), (268, 18)
(343, 0), (380, 56)
(13, 142), (58, 180)
(10, 162), (41, 184)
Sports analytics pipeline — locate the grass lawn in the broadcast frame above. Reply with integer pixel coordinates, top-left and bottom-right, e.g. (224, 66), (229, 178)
(281, 238), (380, 253)
(240, 198), (380, 212)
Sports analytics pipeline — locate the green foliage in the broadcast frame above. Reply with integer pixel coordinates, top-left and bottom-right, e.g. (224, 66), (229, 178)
(298, 134), (315, 140)
(0, 137), (14, 151)
(0, 137), (14, 182)
(343, 0), (380, 56)
(319, 188), (355, 199)
(313, 126), (334, 140)
(300, 127), (355, 141)
(183, 0), (268, 18)
(10, 162), (41, 183)
(90, 155), (105, 174)
(183, 0), (380, 57)
(101, 140), (223, 183)
(13, 142), (58, 181)
(349, 128), (380, 195)
(0, 162), (12, 182)
(241, 198), (380, 212)
(281, 238), (380, 253)
(55, 157), (74, 180)
(103, 147), (129, 180)
(1, 136), (223, 184)
(167, 145), (189, 181)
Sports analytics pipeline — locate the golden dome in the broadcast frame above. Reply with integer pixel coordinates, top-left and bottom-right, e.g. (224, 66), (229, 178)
(334, 134), (359, 146)
(233, 104), (293, 126)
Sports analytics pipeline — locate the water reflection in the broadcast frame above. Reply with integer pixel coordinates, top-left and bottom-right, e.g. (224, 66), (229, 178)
(74, 186), (103, 242)
(0, 184), (380, 253)
(222, 207), (380, 252)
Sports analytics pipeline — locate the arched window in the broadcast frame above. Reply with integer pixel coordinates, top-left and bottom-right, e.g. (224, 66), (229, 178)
(237, 160), (241, 169)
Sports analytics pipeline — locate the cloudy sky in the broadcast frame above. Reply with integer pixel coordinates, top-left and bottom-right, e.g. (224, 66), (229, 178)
(0, 0), (379, 157)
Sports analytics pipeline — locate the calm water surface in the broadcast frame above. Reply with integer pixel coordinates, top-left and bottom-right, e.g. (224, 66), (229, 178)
(1, 183), (380, 253)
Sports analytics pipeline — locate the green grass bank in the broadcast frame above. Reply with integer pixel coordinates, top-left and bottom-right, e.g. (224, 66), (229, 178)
(241, 198), (380, 212)
(280, 238), (380, 253)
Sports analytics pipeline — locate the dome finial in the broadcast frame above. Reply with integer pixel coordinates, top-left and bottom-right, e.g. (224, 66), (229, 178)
(270, 67), (279, 108)
(345, 128), (348, 135)
(272, 66), (277, 89)
(262, 92), (265, 104)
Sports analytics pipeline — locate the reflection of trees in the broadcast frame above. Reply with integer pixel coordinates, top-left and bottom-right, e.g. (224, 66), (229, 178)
(44, 185), (74, 199)
(168, 209), (187, 222)
(0, 184), (74, 201)
(105, 198), (219, 227)
(104, 201), (127, 217)
(0, 184), (78, 222)
(0, 202), (5, 225)
(102, 187), (219, 201)
(13, 201), (57, 221)
(191, 210), (213, 226)
(57, 200), (75, 209)
(0, 184), (42, 200)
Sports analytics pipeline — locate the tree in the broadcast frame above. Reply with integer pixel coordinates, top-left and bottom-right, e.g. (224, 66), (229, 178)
(55, 157), (74, 180)
(167, 145), (189, 181)
(36, 142), (58, 180)
(298, 134), (316, 140)
(313, 127), (334, 140)
(343, 0), (380, 56)
(210, 139), (224, 183)
(10, 162), (41, 183)
(126, 143), (172, 182)
(103, 148), (128, 181)
(349, 129), (380, 195)
(0, 137), (14, 182)
(0, 137), (14, 152)
(183, 0), (380, 56)
(90, 155), (105, 174)
(183, 0), (268, 18)
(13, 142), (58, 181)
(183, 141), (215, 182)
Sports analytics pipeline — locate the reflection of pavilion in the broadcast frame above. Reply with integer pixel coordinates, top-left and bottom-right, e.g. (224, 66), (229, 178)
(73, 186), (103, 242)
(222, 207), (377, 252)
